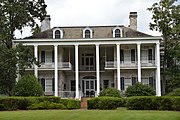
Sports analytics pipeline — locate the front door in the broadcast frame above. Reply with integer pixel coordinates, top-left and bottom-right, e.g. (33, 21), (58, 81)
(83, 79), (96, 97)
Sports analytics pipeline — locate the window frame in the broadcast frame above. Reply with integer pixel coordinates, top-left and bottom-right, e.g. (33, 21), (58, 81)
(83, 28), (92, 38)
(113, 27), (123, 38)
(53, 28), (63, 39)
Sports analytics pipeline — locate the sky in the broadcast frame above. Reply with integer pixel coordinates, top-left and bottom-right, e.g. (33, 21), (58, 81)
(15, 0), (164, 39)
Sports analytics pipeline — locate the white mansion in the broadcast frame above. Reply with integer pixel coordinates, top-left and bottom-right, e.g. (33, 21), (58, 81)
(14, 12), (161, 99)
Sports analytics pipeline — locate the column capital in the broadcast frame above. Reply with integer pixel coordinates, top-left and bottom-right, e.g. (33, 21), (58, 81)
(74, 44), (79, 47)
(95, 44), (100, 46)
(137, 43), (141, 45)
(54, 44), (58, 47)
(34, 45), (38, 47)
(116, 44), (120, 46)
(156, 42), (160, 45)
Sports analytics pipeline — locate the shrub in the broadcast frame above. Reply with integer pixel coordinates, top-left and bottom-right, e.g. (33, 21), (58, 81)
(0, 96), (81, 111)
(87, 97), (123, 110)
(125, 83), (155, 97)
(28, 101), (66, 110)
(14, 75), (43, 97)
(99, 87), (121, 98)
(126, 96), (180, 111)
(167, 88), (180, 96)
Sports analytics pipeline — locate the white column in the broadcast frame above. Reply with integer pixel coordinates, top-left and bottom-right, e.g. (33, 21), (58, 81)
(34, 45), (38, 78)
(75, 45), (79, 99)
(96, 44), (100, 96)
(156, 43), (161, 96)
(54, 45), (58, 97)
(137, 43), (141, 82)
(116, 44), (121, 90)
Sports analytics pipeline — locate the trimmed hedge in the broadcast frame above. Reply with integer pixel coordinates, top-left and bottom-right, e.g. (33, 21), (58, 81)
(87, 97), (124, 110)
(127, 96), (180, 111)
(167, 88), (180, 96)
(0, 96), (80, 111)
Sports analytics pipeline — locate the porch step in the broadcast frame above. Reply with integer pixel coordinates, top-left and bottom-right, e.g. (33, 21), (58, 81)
(80, 97), (91, 109)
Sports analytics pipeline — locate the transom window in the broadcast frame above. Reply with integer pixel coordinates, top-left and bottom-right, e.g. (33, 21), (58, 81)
(55, 30), (61, 39)
(115, 29), (121, 38)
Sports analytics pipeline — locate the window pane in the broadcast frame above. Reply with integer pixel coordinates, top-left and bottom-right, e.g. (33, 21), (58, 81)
(86, 81), (89, 89)
(115, 29), (121, 38)
(85, 30), (91, 38)
(90, 81), (94, 89)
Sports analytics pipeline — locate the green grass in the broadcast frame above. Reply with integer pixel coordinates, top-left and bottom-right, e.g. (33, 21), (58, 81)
(0, 108), (179, 120)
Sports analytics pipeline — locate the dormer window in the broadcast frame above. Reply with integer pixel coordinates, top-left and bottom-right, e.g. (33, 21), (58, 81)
(55, 30), (61, 39)
(53, 28), (63, 39)
(113, 27), (122, 38)
(85, 30), (91, 38)
(83, 28), (92, 38)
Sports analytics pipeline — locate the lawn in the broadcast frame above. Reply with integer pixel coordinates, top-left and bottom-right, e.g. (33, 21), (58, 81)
(0, 108), (179, 120)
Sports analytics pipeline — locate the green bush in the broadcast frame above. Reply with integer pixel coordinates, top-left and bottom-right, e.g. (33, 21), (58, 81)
(99, 87), (121, 98)
(167, 88), (180, 96)
(125, 83), (155, 97)
(28, 101), (66, 110)
(126, 96), (180, 111)
(0, 96), (80, 111)
(87, 97), (123, 110)
(14, 75), (43, 97)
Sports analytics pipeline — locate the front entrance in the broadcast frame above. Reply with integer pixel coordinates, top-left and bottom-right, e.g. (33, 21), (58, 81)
(82, 76), (97, 97)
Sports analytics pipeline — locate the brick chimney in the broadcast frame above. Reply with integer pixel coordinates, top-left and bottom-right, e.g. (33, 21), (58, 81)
(41, 15), (51, 32)
(129, 12), (137, 30)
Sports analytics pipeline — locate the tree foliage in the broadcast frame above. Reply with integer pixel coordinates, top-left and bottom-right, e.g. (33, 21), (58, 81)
(14, 74), (43, 97)
(0, 44), (37, 96)
(0, 0), (47, 48)
(148, 0), (180, 94)
(125, 83), (155, 97)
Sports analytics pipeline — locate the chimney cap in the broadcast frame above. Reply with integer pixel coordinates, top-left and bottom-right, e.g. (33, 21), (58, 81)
(129, 12), (137, 18)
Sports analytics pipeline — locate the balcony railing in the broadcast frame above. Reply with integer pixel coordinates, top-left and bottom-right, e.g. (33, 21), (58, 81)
(58, 62), (72, 70)
(105, 60), (155, 69)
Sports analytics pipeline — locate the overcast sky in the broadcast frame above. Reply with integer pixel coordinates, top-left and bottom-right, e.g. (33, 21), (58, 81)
(15, 0), (163, 39)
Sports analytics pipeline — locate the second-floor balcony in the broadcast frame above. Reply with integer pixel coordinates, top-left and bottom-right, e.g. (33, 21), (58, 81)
(105, 60), (156, 69)
(26, 62), (72, 70)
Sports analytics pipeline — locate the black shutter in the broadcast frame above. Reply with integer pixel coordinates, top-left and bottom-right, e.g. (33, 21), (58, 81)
(52, 50), (54, 62)
(41, 51), (45, 63)
(120, 77), (125, 90)
(41, 78), (45, 91)
(148, 49), (152, 62)
(52, 78), (55, 92)
(149, 77), (153, 88)
(132, 77), (137, 85)
(131, 49), (135, 62)
(120, 49), (124, 62)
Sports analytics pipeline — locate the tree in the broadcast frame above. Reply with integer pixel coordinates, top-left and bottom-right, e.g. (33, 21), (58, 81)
(0, 0), (46, 95)
(14, 74), (43, 97)
(125, 83), (155, 97)
(147, 0), (180, 94)
(0, 0), (47, 48)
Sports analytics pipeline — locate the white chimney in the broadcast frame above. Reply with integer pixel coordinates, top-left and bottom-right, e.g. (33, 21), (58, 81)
(129, 12), (137, 30)
(41, 15), (51, 32)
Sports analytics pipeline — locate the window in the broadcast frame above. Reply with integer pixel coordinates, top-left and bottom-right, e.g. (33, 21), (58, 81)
(113, 27), (122, 38)
(142, 77), (149, 85)
(103, 80), (109, 89)
(85, 30), (91, 38)
(70, 80), (75, 91)
(55, 30), (61, 39)
(83, 28), (92, 38)
(45, 78), (53, 92)
(53, 28), (63, 39)
(115, 29), (121, 38)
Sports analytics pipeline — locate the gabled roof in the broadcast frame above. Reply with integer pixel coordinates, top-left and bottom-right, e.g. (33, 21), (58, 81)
(25, 25), (152, 39)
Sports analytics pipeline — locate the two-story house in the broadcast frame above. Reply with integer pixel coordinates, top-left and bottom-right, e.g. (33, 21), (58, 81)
(13, 12), (161, 99)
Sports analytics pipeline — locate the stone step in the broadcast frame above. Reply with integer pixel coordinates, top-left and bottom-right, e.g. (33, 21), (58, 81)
(80, 97), (92, 109)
